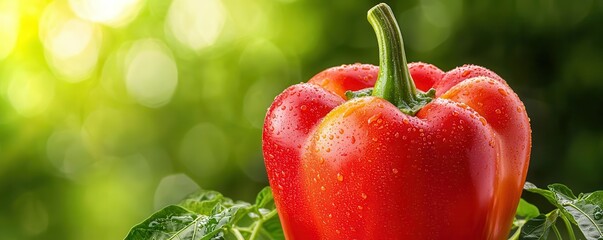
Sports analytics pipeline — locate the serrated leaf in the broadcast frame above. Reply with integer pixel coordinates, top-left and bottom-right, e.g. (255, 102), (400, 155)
(524, 182), (577, 225)
(584, 191), (603, 208)
(519, 210), (558, 240)
(125, 205), (210, 240)
(548, 184), (577, 199)
(537, 184), (603, 240)
(524, 182), (557, 206)
(125, 188), (282, 240)
(255, 187), (275, 209)
(261, 215), (285, 240)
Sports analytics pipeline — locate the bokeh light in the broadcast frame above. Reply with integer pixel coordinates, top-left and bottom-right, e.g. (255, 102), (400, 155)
(0, 0), (19, 60)
(165, 0), (225, 52)
(13, 192), (49, 236)
(7, 68), (54, 117)
(47, 127), (91, 178)
(178, 123), (229, 181)
(39, 1), (101, 82)
(124, 39), (178, 108)
(153, 173), (199, 210)
(68, 0), (143, 27)
(400, 0), (461, 52)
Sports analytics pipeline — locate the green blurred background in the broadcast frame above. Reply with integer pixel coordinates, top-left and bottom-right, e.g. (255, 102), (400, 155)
(0, 0), (602, 239)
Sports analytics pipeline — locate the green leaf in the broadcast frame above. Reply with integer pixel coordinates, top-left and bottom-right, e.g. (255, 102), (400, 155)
(549, 184), (577, 199)
(255, 187), (275, 209)
(124, 187), (283, 240)
(518, 210), (559, 240)
(524, 182), (557, 207)
(548, 186), (603, 240)
(525, 182), (603, 240)
(124, 205), (209, 239)
(524, 182), (578, 226)
(516, 198), (540, 220)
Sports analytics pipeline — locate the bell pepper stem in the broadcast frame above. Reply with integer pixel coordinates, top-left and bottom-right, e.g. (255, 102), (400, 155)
(368, 3), (435, 115)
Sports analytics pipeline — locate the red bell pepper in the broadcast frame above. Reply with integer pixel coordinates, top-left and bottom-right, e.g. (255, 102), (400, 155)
(263, 3), (531, 239)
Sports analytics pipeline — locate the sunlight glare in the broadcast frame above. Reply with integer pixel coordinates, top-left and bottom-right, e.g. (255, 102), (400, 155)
(69, 0), (143, 27)
(166, 0), (226, 51)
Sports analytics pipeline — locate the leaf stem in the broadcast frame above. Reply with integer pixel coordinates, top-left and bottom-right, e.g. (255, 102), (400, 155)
(508, 228), (520, 240)
(552, 225), (563, 240)
(248, 209), (277, 240)
(559, 214), (576, 240)
(248, 222), (262, 240)
(231, 228), (245, 240)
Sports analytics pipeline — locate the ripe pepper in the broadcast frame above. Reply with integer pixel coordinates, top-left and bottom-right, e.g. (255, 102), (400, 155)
(263, 3), (531, 239)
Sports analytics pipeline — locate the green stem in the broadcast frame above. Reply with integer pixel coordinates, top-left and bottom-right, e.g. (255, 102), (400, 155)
(508, 228), (520, 240)
(560, 214), (576, 240)
(248, 209), (277, 240)
(552, 225), (563, 240)
(248, 222), (262, 240)
(368, 3), (435, 115)
(231, 228), (245, 240)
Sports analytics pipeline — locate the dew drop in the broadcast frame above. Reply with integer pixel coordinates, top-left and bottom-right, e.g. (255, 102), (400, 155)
(368, 113), (382, 124)
(300, 105), (308, 111)
(392, 168), (399, 174)
(594, 207), (603, 220)
(319, 157), (325, 164)
(321, 186), (326, 191)
(479, 117), (487, 126)
(462, 70), (471, 77)
(337, 173), (344, 182)
(452, 111), (459, 116)
(361, 193), (367, 199)
(372, 137), (378, 142)
(497, 88), (508, 96)
(328, 213), (332, 218)
(358, 205), (363, 210)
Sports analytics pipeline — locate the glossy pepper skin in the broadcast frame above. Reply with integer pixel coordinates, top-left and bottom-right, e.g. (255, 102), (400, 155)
(263, 4), (530, 240)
